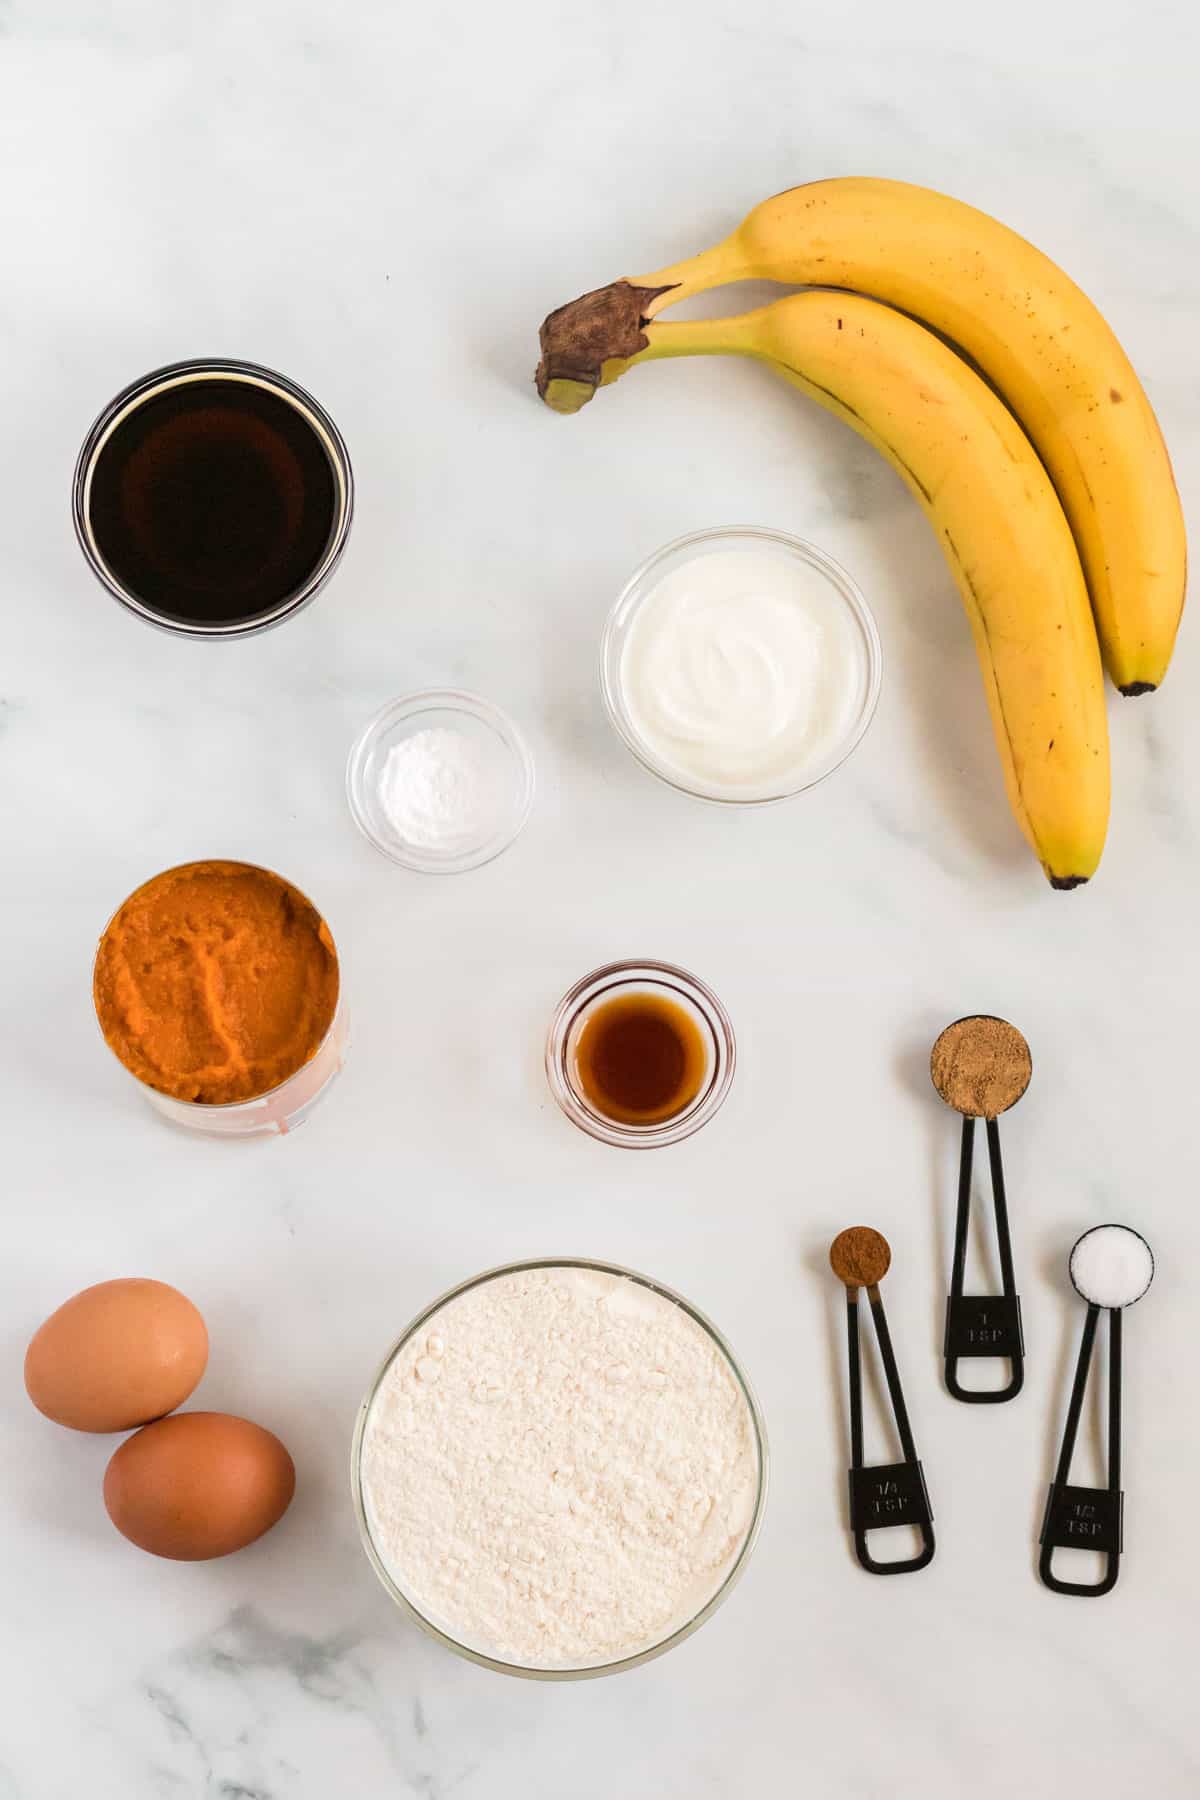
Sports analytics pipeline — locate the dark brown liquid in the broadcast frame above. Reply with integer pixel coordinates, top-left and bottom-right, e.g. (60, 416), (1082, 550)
(88, 378), (338, 626)
(572, 990), (709, 1125)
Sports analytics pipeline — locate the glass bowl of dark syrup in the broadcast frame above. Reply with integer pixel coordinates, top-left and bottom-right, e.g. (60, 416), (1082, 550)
(73, 358), (353, 638)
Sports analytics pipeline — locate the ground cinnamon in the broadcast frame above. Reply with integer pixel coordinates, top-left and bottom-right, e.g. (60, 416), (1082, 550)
(830, 1226), (892, 1289)
(930, 1015), (1031, 1119)
(93, 860), (339, 1105)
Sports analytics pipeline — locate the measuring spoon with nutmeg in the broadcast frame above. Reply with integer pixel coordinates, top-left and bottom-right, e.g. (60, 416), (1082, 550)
(930, 1016), (1030, 1403)
(830, 1227), (935, 1575)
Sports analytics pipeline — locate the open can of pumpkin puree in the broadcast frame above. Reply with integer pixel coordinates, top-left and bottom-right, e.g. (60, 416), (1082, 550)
(92, 859), (347, 1137)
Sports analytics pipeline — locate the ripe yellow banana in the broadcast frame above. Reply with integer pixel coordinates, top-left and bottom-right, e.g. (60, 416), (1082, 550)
(549, 289), (1111, 886)
(537, 178), (1185, 694)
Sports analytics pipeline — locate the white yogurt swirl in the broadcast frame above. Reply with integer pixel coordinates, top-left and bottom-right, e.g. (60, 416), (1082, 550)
(618, 546), (867, 798)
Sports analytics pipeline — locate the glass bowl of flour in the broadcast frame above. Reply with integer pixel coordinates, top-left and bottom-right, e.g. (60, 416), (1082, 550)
(352, 1259), (768, 1679)
(346, 689), (535, 873)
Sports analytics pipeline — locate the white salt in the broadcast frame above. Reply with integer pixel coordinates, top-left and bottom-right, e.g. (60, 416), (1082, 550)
(381, 727), (507, 852)
(1069, 1225), (1155, 1309)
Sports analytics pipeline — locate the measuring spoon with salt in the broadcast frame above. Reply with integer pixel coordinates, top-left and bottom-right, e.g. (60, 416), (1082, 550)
(830, 1227), (935, 1575)
(930, 1015), (1030, 1403)
(1039, 1224), (1154, 1598)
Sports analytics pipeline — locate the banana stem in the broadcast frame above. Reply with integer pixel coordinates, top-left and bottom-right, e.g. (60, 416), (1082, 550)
(633, 239), (750, 314)
(638, 312), (764, 363)
(533, 230), (766, 411)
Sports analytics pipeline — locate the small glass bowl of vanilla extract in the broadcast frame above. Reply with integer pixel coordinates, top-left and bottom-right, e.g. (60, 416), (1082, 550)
(545, 960), (736, 1148)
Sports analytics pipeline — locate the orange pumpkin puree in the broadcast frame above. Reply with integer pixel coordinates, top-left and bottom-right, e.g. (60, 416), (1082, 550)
(94, 861), (339, 1105)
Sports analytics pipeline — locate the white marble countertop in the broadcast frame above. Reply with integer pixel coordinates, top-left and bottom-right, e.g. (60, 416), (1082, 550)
(2, 2), (1197, 1795)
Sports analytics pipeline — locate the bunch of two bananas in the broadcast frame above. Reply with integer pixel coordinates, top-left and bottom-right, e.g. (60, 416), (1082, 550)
(536, 179), (1187, 888)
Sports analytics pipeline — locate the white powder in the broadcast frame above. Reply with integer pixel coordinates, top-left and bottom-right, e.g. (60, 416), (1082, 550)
(381, 727), (508, 851)
(360, 1266), (761, 1670)
(1069, 1225), (1155, 1309)
(619, 547), (864, 799)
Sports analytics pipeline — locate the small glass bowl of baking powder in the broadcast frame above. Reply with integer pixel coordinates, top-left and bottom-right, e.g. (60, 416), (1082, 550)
(346, 689), (535, 873)
(351, 1258), (769, 1681)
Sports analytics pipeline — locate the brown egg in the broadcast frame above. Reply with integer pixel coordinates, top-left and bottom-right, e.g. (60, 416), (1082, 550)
(24, 1278), (208, 1432)
(103, 1412), (296, 1560)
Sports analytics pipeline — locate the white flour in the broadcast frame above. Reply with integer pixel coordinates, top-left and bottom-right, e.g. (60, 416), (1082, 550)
(381, 727), (506, 851)
(360, 1265), (760, 1669)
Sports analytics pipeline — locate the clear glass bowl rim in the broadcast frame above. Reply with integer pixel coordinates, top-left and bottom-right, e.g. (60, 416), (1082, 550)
(599, 523), (883, 806)
(545, 959), (737, 1148)
(91, 857), (343, 1113)
(345, 688), (535, 874)
(350, 1255), (769, 1681)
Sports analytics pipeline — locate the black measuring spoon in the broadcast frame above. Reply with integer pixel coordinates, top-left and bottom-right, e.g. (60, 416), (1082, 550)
(1039, 1224), (1155, 1597)
(830, 1227), (934, 1575)
(930, 1016), (1031, 1403)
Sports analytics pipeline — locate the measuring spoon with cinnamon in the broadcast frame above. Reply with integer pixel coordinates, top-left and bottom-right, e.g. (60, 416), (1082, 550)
(930, 1016), (1031, 1403)
(830, 1227), (935, 1575)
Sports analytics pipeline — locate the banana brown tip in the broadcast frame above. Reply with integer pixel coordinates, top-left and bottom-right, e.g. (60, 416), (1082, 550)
(1118, 681), (1157, 697)
(1049, 873), (1089, 890)
(535, 280), (676, 405)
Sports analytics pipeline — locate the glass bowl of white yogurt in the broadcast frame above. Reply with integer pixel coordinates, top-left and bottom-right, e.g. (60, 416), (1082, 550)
(351, 1258), (768, 1680)
(601, 525), (882, 804)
